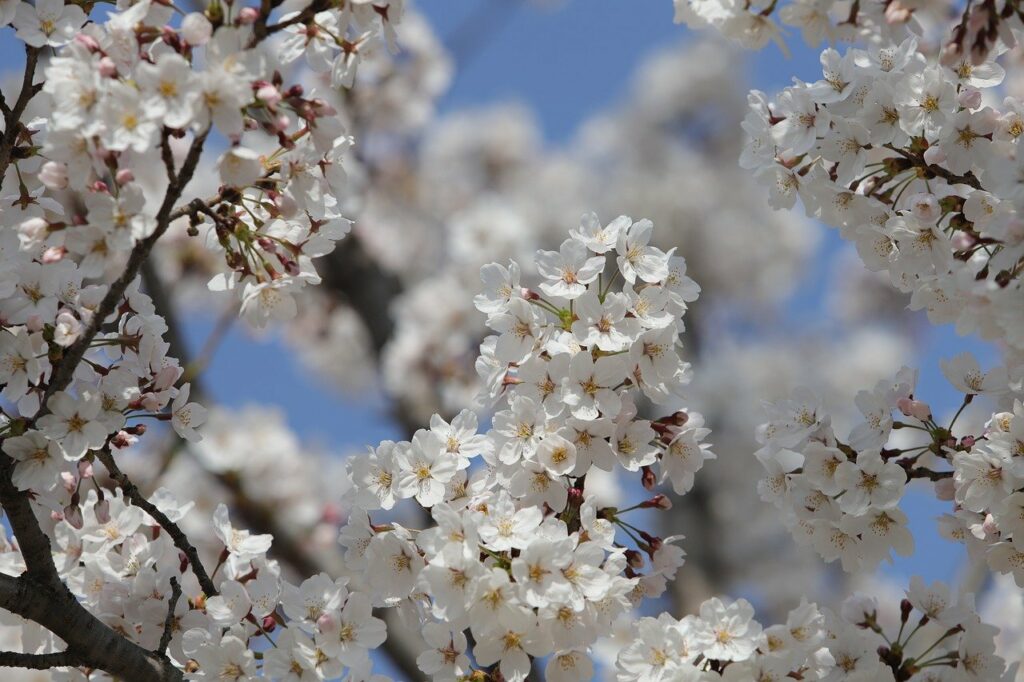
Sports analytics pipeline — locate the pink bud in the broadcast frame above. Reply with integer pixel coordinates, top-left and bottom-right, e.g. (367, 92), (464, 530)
(934, 478), (955, 501)
(641, 466), (656, 491)
(261, 615), (277, 632)
(42, 246), (66, 264)
(94, 499), (111, 525)
(98, 56), (118, 78)
(115, 168), (135, 185)
(74, 33), (101, 52)
(91, 180), (109, 193)
(982, 513), (999, 537)
(641, 494), (673, 510)
(923, 145), (946, 165)
(275, 114), (291, 131)
(958, 87), (983, 110)
(39, 161), (69, 190)
(961, 435), (976, 448)
(237, 7), (259, 24)
(64, 505), (84, 529)
(78, 460), (93, 479)
(60, 471), (77, 493)
(256, 84), (282, 107)
(110, 430), (138, 451)
(50, 510), (63, 522)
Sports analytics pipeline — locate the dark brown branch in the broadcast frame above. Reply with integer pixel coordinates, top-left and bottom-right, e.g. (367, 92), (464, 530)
(0, 650), (86, 670)
(0, 45), (40, 192)
(96, 449), (218, 597)
(157, 577), (181, 657)
(0, 573), (181, 680)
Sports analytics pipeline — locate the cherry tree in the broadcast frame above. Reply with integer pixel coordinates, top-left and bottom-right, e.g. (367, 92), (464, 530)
(0, 0), (1020, 681)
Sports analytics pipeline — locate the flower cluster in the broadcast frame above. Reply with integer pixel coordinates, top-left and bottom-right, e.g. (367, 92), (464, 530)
(672, 0), (1017, 64)
(24, 0), (401, 328)
(334, 215), (713, 680)
(755, 351), (1024, 582)
(617, 579), (1012, 681)
(740, 37), (1024, 352)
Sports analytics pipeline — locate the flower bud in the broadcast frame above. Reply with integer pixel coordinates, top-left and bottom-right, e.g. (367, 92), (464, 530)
(261, 615), (277, 632)
(641, 466), (656, 490)
(42, 246), (67, 264)
(60, 471), (77, 493)
(39, 161), (69, 190)
(54, 310), (82, 347)
(640, 494), (672, 510)
(98, 56), (118, 78)
(237, 7), (259, 24)
(19, 217), (49, 245)
(78, 460), (93, 479)
(256, 84), (282, 107)
(115, 168), (135, 185)
(64, 505), (84, 529)
(94, 499), (111, 525)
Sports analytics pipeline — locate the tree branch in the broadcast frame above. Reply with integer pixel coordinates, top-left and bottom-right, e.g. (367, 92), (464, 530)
(43, 129), (210, 406)
(0, 650), (86, 670)
(96, 449), (218, 597)
(157, 577), (182, 657)
(0, 573), (181, 680)
(0, 45), (40, 192)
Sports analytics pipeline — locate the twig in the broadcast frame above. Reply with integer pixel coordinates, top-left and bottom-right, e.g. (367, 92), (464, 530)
(157, 577), (182, 657)
(43, 129), (210, 406)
